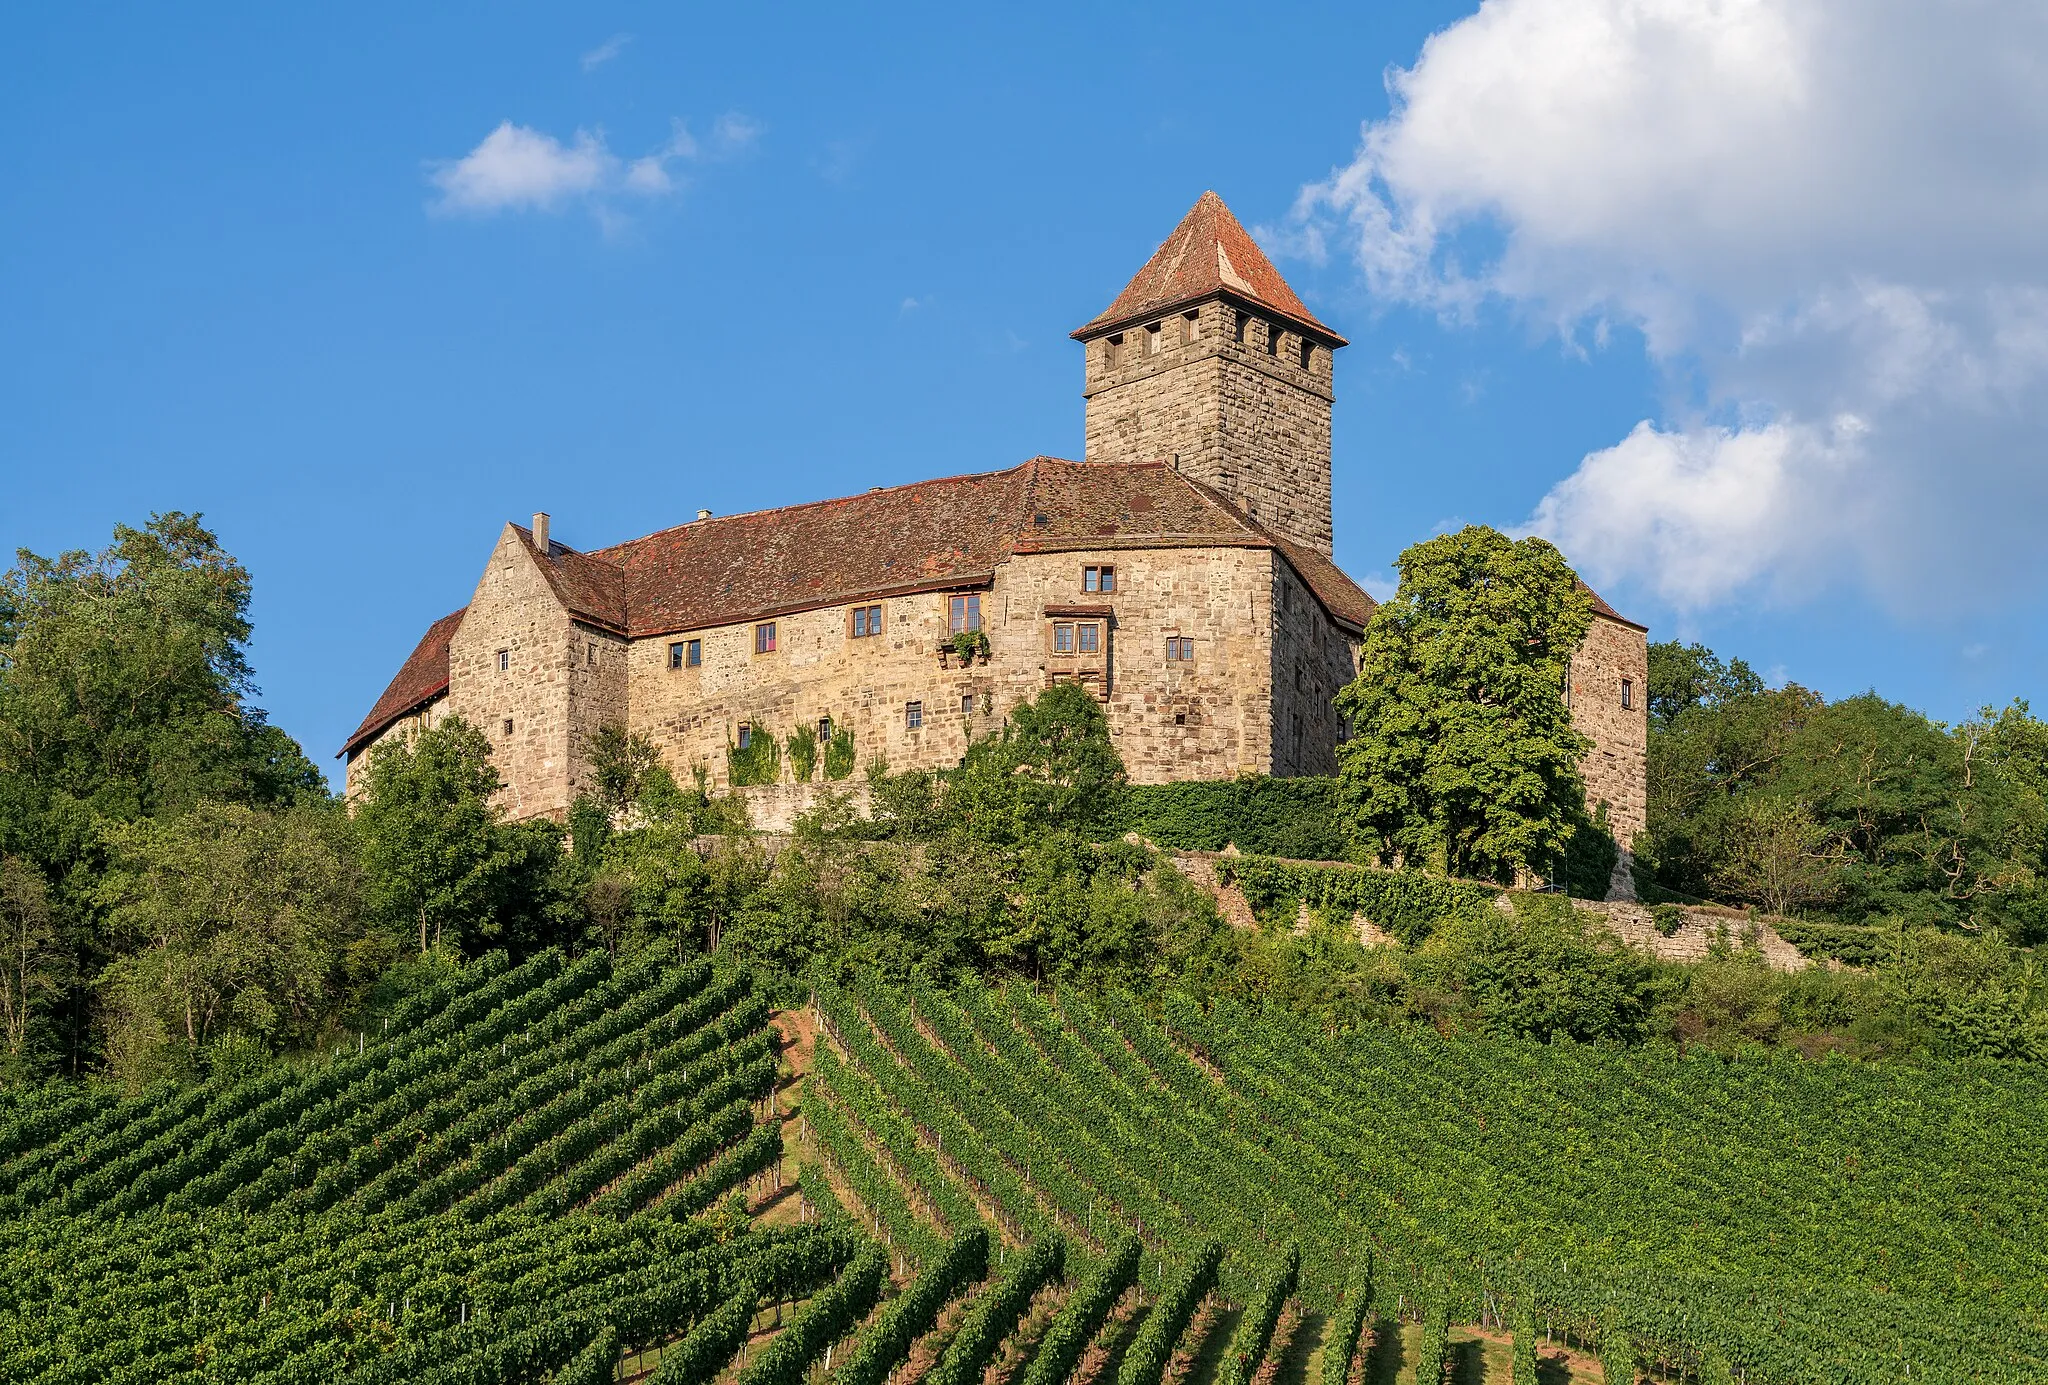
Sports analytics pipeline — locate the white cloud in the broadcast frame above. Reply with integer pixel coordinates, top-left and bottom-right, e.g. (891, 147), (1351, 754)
(430, 114), (756, 218)
(581, 33), (632, 73)
(1293, 0), (2048, 616)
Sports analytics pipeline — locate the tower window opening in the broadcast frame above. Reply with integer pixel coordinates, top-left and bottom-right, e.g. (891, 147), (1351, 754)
(1145, 322), (1161, 355)
(1104, 335), (1123, 369)
(905, 700), (923, 730)
(1621, 678), (1635, 710)
(1265, 323), (1281, 356)
(1183, 310), (1199, 344)
(949, 594), (981, 633)
(497, 648), (510, 672)
(818, 716), (833, 741)
(502, 718), (513, 736)
(737, 723), (752, 750)
(1299, 339), (1315, 370)
(1234, 310), (1249, 344)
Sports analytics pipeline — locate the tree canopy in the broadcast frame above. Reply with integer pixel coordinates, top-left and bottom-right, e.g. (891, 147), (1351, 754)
(1334, 525), (1594, 883)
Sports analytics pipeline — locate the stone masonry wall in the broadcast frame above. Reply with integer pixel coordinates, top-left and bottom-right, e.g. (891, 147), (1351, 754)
(444, 526), (586, 820)
(1081, 299), (1336, 555)
(1570, 613), (1650, 849)
(625, 544), (1288, 792)
(1268, 561), (1362, 777)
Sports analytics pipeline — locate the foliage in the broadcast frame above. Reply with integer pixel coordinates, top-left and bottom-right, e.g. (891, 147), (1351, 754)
(1601, 1318), (1638, 1385)
(356, 718), (517, 956)
(727, 729), (782, 788)
(1023, 1234), (1140, 1385)
(837, 1227), (990, 1385)
(1334, 525), (1593, 883)
(1413, 1296), (1449, 1385)
(587, 724), (662, 814)
(1218, 1242), (1299, 1385)
(1214, 855), (1496, 946)
(823, 725), (856, 781)
(734, 1243), (887, 1385)
(1557, 799), (1621, 899)
(785, 724), (819, 784)
(0, 856), (60, 1076)
(1512, 1300), (1538, 1385)
(1113, 776), (1348, 860)
(942, 683), (1126, 844)
(1434, 893), (1660, 1044)
(948, 628), (991, 664)
(93, 799), (368, 1087)
(926, 1235), (1065, 1385)
(1321, 1254), (1375, 1385)
(1114, 1239), (1222, 1385)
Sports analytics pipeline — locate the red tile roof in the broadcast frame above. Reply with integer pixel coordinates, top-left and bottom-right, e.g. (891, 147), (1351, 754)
(1583, 583), (1647, 631)
(1073, 191), (1346, 345)
(342, 608), (465, 757)
(340, 459), (1384, 756)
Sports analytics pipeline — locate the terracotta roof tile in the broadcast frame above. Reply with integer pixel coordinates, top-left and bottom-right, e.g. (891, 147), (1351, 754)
(341, 608), (465, 757)
(1073, 191), (1345, 345)
(1582, 582), (1646, 631)
(515, 527), (627, 633)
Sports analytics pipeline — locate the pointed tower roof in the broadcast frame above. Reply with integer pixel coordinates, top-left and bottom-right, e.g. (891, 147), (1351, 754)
(1072, 191), (1346, 345)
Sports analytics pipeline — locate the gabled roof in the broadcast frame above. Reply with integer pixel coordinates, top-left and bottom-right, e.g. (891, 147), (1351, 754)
(1583, 583), (1648, 632)
(342, 608), (465, 757)
(341, 459), (1384, 757)
(1072, 191), (1346, 345)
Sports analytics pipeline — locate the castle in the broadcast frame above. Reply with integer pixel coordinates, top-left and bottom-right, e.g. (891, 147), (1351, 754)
(342, 193), (1648, 846)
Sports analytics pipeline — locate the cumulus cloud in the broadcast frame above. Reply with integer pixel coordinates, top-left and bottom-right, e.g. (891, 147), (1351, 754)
(430, 114), (758, 218)
(1292, 0), (2048, 615)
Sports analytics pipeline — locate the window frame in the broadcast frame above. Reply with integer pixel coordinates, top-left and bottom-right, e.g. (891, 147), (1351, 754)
(737, 723), (753, 751)
(904, 700), (923, 731)
(1083, 564), (1116, 594)
(669, 642), (687, 671)
(1076, 621), (1100, 655)
(1166, 636), (1195, 663)
(1052, 622), (1075, 654)
(1621, 678), (1635, 711)
(949, 593), (982, 633)
(755, 622), (777, 655)
(497, 648), (510, 673)
(850, 603), (883, 639)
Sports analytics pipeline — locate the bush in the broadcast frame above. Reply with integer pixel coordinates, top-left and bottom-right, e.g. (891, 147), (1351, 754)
(1114, 777), (1348, 860)
(1024, 1235), (1141, 1385)
(786, 725), (819, 784)
(1650, 904), (1685, 937)
(823, 726), (857, 781)
(1218, 1242), (1299, 1385)
(728, 731), (782, 788)
(1115, 1240), (1223, 1385)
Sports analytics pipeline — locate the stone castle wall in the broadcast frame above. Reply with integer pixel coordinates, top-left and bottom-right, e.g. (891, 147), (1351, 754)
(1082, 300), (1336, 554)
(1570, 613), (1650, 848)
(1268, 561), (1362, 776)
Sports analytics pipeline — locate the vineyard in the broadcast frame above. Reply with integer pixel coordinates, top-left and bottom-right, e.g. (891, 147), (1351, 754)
(3, 952), (2044, 1383)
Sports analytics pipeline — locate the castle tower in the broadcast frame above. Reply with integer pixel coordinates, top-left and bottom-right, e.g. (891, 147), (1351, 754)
(1072, 191), (1347, 555)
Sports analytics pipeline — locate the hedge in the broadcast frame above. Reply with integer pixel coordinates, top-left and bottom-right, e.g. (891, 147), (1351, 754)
(1320, 1254), (1375, 1385)
(1113, 778), (1348, 861)
(1213, 856), (1497, 945)
(1114, 1241), (1223, 1385)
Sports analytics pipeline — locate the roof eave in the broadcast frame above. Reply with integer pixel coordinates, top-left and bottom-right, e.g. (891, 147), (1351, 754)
(1071, 286), (1348, 348)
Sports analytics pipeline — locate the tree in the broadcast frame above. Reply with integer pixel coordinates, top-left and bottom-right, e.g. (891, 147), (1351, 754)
(586, 724), (661, 814)
(0, 856), (61, 1072)
(1706, 797), (1845, 917)
(354, 718), (508, 956)
(1335, 526), (1593, 883)
(942, 683), (1127, 844)
(95, 801), (362, 1086)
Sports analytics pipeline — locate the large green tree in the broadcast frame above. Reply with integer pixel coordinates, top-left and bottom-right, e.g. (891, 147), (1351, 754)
(1334, 525), (1594, 883)
(0, 514), (323, 1071)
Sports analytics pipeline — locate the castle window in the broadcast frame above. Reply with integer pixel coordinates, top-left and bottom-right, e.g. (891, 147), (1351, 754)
(818, 716), (833, 742)
(1104, 335), (1122, 369)
(1145, 322), (1161, 355)
(737, 723), (753, 750)
(1052, 622), (1075, 654)
(851, 604), (883, 638)
(1234, 310), (1249, 344)
(905, 701), (923, 730)
(949, 594), (981, 633)
(1183, 310), (1199, 344)
(1299, 339), (1315, 370)
(1621, 678), (1635, 710)
(670, 640), (701, 670)
(1175, 712), (1187, 725)
(1166, 637), (1195, 663)
(497, 649), (510, 672)
(1077, 622), (1100, 655)
(1265, 323), (1281, 357)
(1083, 564), (1116, 593)
(587, 642), (598, 667)
(502, 718), (513, 736)
(755, 622), (777, 654)
(961, 692), (975, 716)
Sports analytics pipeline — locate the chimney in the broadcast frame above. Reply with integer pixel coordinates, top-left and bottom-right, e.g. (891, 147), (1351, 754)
(697, 508), (713, 522)
(531, 512), (550, 553)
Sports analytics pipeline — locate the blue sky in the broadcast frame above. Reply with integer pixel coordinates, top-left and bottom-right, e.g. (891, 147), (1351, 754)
(7, 2), (2046, 786)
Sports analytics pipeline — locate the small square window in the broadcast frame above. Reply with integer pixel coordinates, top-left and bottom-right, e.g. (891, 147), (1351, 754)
(1175, 712), (1187, 726)
(756, 622), (777, 654)
(686, 639), (701, 667)
(949, 594), (981, 633)
(587, 642), (598, 667)
(1077, 622), (1100, 655)
(851, 604), (883, 638)
(502, 718), (513, 736)
(905, 701), (923, 730)
(1621, 678), (1634, 710)
(961, 693), (975, 716)
(1167, 637), (1194, 662)
(497, 649), (510, 672)
(1084, 565), (1116, 594)
(737, 724), (752, 750)
(1053, 623), (1075, 654)
(818, 717), (833, 742)
(669, 642), (686, 670)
